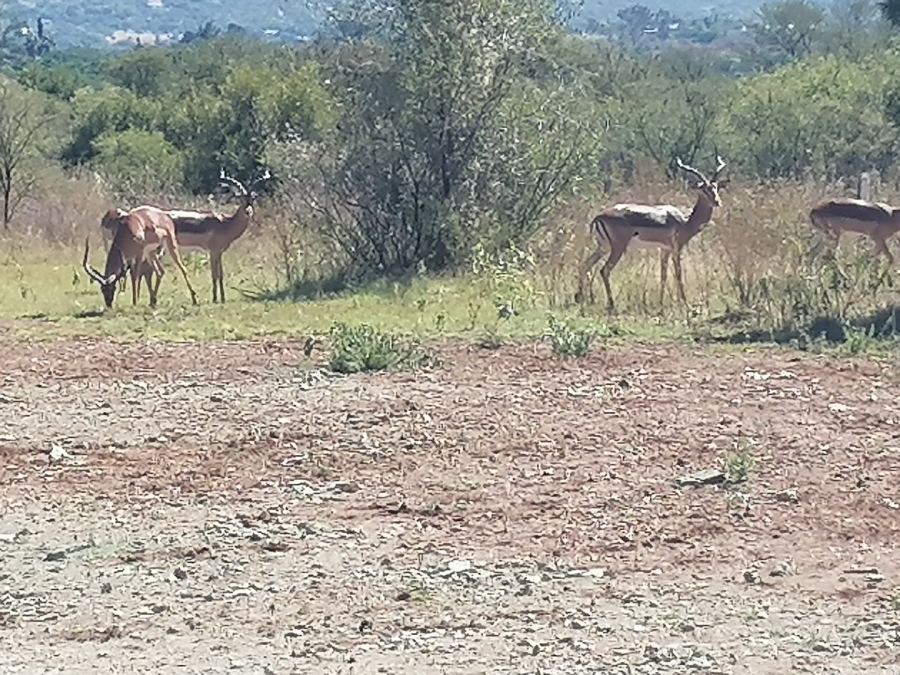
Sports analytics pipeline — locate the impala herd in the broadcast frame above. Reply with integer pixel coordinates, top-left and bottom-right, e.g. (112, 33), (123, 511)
(83, 168), (269, 308)
(83, 161), (900, 312)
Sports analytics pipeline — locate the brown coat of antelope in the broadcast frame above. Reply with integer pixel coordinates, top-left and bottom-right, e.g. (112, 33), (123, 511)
(83, 205), (198, 308)
(100, 207), (163, 302)
(808, 197), (900, 280)
(577, 156), (727, 312)
(165, 169), (271, 303)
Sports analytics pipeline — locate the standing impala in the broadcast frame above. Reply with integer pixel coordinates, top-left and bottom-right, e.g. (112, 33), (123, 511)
(576, 156), (727, 312)
(83, 205), (198, 308)
(166, 169), (271, 303)
(808, 198), (900, 278)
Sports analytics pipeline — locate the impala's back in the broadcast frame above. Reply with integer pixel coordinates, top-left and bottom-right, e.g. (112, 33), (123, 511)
(810, 198), (900, 236)
(167, 210), (222, 251)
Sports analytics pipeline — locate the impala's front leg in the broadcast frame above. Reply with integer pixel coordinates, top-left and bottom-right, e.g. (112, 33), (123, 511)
(659, 249), (671, 306)
(130, 258), (142, 306)
(210, 251), (225, 303)
(672, 250), (687, 306)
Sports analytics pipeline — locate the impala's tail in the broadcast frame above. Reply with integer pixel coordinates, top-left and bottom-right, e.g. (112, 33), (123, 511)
(808, 207), (826, 234)
(589, 214), (612, 245)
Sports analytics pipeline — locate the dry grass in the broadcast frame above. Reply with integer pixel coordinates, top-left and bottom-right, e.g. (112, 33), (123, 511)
(1, 165), (899, 348)
(535, 162), (900, 343)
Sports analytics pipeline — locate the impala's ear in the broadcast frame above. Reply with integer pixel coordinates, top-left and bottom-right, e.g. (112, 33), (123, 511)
(101, 208), (122, 229)
(717, 178), (731, 190)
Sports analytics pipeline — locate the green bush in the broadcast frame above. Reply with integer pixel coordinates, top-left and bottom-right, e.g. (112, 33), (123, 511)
(545, 315), (597, 358)
(328, 322), (437, 374)
(720, 54), (900, 179)
(91, 128), (184, 194)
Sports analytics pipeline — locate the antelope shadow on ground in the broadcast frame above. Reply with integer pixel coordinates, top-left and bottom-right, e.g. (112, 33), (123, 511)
(699, 305), (900, 346)
(238, 270), (419, 303)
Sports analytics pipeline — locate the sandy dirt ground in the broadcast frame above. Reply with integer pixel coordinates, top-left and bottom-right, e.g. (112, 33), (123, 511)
(1, 337), (899, 674)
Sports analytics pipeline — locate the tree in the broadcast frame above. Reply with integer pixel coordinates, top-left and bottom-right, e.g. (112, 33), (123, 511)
(0, 18), (54, 65)
(625, 48), (730, 173)
(721, 54), (899, 179)
(754, 0), (827, 60)
(91, 129), (184, 197)
(878, 0), (900, 25)
(0, 81), (55, 227)
(101, 47), (171, 97)
(274, 0), (600, 279)
(825, 0), (888, 58)
(180, 21), (222, 44)
(615, 4), (680, 47)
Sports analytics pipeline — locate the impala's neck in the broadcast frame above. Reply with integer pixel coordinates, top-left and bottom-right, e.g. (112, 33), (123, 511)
(684, 193), (715, 237)
(104, 242), (126, 279)
(225, 198), (253, 240)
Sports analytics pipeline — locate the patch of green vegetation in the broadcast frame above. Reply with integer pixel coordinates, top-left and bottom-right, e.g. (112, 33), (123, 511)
(0, 247), (692, 345)
(545, 314), (599, 358)
(724, 439), (757, 484)
(328, 322), (437, 373)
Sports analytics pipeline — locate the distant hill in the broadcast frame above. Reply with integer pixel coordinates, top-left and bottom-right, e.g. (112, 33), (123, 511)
(1, 0), (766, 50)
(578, 0), (757, 24)
(2, 0), (319, 49)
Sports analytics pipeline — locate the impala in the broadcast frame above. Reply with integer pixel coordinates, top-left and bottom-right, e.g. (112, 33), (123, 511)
(166, 168), (271, 303)
(576, 156), (727, 312)
(83, 205), (198, 308)
(808, 197), (900, 278)
(100, 207), (162, 300)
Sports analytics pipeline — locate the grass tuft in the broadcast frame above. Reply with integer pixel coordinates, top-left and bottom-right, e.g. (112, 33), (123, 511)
(327, 322), (438, 374)
(545, 314), (597, 358)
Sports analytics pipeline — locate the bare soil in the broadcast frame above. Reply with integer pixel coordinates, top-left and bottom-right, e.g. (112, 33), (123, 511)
(1, 337), (899, 674)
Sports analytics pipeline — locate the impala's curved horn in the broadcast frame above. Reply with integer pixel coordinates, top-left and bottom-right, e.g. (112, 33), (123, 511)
(218, 168), (248, 196)
(82, 237), (109, 285)
(250, 169), (272, 189)
(711, 155), (727, 181)
(675, 157), (710, 184)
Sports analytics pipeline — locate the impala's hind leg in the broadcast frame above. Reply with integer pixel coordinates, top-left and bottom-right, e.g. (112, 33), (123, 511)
(809, 214), (840, 262)
(162, 236), (198, 305)
(146, 249), (165, 307)
(872, 235), (895, 284)
(598, 245), (626, 314)
(576, 246), (604, 305)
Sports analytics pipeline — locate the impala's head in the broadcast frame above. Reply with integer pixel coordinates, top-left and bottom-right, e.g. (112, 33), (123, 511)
(218, 168), (273, 215)
(675, 156), (727, 208)
(100, 207), (128, 232)
(82, 233), (127, 308)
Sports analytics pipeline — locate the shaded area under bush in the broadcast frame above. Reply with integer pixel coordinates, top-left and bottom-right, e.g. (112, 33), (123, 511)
(701, 304), (900, 347)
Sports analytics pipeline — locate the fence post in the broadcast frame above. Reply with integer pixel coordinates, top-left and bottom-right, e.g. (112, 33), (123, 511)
(857, 170), (881, 201)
